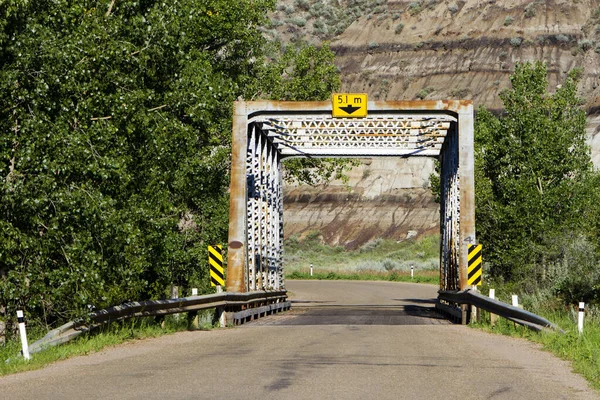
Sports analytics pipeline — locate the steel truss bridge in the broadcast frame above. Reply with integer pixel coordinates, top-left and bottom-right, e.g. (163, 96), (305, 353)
(226, 100), (475, 293)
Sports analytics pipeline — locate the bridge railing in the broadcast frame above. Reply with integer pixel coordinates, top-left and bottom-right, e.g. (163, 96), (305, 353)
(28, 290), (288, 354)
(437, 289), (562, 332)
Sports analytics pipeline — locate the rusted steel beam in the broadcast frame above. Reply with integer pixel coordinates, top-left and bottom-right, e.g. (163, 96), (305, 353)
(242, 99), (473, 113)
(457, 103), (475, 290)
(227, 102), (249, 293)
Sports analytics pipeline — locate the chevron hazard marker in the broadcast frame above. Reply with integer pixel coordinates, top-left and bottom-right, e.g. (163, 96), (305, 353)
(467, 244), (482, 286)
(208, 245), (225, 287)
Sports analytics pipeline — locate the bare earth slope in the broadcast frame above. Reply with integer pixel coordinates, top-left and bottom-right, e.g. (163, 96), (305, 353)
(274, 0), (600, 246)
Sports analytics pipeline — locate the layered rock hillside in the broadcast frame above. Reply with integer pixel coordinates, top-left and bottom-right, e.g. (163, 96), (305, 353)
(272, 0), (600, 247)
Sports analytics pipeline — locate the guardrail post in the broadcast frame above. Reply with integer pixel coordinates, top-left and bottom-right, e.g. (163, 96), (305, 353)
(214, 286), (226, 328)
(461, 304), (468, 325)
(188, 288), (200, 329)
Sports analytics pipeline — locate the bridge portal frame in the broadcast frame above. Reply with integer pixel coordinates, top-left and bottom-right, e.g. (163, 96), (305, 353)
(227, 100), (475, 293)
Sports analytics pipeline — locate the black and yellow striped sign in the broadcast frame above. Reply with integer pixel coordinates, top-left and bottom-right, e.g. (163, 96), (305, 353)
(208, 245), (225, 287)
(467, 244), (482, 286)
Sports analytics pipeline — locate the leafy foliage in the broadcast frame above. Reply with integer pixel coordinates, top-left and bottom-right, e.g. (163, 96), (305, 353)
(0, 0), (341, 331)
(474, 62), (600, 302)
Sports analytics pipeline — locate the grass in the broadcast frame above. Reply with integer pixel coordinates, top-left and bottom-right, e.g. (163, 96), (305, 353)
(288, 270), (438, 284)
(285, 233), (440, 284)
(470, 294), (600, 390)
(0, 311), (216, 376)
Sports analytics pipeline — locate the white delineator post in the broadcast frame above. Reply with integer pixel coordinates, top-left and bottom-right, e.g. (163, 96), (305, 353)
(216, 285), (226, 328)
(511, 295), (520, 328)
(191, 288), (198, 296)
(410, 265), (414, 279)
(578, 302), (585, 335)
(471, 285), (479, 322)
(512, 295), (519, 308)
(310, 264), (313, 277)
(489, 289), (497, 327)
(17, 310), (30, 360)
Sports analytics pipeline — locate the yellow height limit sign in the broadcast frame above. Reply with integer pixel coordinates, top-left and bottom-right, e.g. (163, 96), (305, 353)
(332, 93), (368, 118)
(208, 245), (225, 287)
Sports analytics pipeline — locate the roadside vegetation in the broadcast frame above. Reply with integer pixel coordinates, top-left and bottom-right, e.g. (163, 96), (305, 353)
(285, 233), (439, 284)
(431, 61), (600, 308)
(0, 313), (215, 376)
(0, 0), (346, 342)
(429, 62), (600, 391)
(471, 285), (600, 390)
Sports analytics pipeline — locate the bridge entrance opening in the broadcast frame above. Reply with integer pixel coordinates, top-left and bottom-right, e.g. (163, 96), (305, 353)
(227, 100), (475, 293)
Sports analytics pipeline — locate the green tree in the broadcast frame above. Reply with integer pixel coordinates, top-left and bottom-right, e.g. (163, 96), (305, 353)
(260, 43), (358, 185)
(0, 0), (341, 330)
(474, 62), (600, 293)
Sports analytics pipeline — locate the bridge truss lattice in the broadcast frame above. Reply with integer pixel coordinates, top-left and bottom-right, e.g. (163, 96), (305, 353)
(227, 100), (475, 292)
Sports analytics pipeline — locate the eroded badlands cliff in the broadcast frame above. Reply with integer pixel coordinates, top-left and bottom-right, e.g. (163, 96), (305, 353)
(275, 0), (600, 247)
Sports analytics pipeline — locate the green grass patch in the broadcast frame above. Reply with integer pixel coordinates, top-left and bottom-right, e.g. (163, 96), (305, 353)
(471, 298), (600, 390)
(0, 311), (216, 376)
(288, 270), (438, 284)
(285, 233), (439, 284)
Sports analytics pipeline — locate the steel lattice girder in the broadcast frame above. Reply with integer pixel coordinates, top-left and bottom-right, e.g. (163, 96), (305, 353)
(227, 100), (475, 293)
(258, 114), (453, 157)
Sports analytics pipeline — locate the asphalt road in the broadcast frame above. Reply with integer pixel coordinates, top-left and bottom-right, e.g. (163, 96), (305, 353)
(0, 280), (597, 399)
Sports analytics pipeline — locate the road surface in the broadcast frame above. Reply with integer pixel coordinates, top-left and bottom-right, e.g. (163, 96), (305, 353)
(0, 280), (597, 399)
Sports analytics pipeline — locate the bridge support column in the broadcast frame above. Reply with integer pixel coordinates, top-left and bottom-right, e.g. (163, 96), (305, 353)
(458, 104), (475, 290)
(227, 102), (249, 293)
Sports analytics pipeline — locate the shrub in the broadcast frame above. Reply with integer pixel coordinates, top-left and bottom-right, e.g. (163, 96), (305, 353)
(408, 1), (422, 15)
(524, 2), (536, 18)
(268, 19), (284, 28)
(368, 41), (380, 49)
(360, 238), (383, 252)
(503, 16), (514, 26)
(425, 0), (440, 9)
(555, 34), (570, 43)
(382, 259), (398, 271)
(448, 3), (459, 14)
(416, 87), (435, 99)
(448, 88), (469, 98)
(579, 39), (594, 52)
(285, 17), (307, 27)
(283, 4), (295, 15)
(395, 23), (405, 34)
(294, 0), (310, 12)
(510, 37), (522, 47)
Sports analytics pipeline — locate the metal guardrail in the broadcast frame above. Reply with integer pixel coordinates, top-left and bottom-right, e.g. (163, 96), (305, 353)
(29, 290), (289, 354)
(437, 289), (563, 332)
